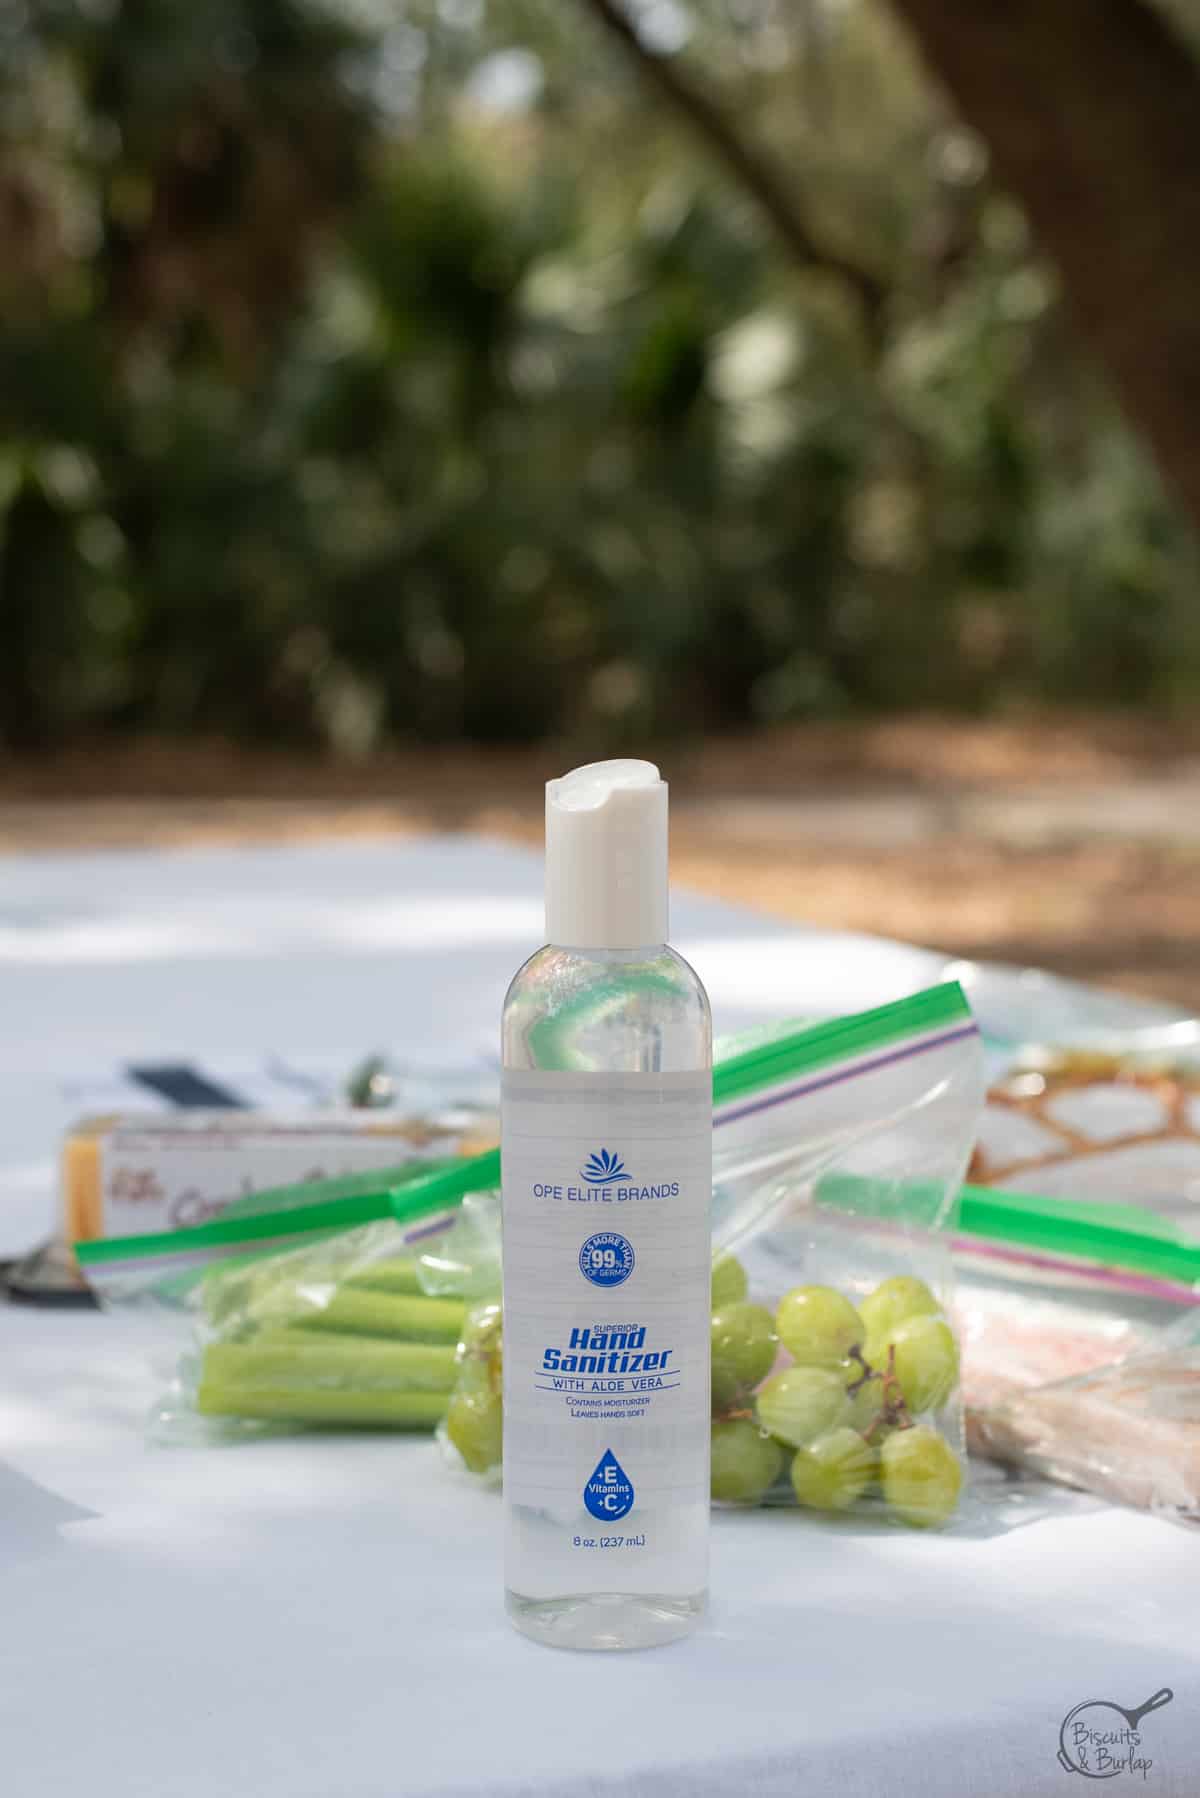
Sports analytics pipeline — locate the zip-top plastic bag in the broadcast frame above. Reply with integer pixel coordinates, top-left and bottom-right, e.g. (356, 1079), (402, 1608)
(946, 1172), (1200, 1512)
(76, 1161), (497, 1440)
(968, 1033), (1200, 1250)
(955, 1260), (1187, 1427)
(969, 1303), (1200, 1522)
(942, 1155), (1200, 1456)
(439, 983), (987, 1527)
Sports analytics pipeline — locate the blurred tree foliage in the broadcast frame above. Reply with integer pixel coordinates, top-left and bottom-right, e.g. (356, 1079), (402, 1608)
(1, 0), (1198, 753)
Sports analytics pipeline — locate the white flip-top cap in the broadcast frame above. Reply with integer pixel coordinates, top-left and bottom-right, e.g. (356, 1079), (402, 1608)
(545, 759), (668, 949)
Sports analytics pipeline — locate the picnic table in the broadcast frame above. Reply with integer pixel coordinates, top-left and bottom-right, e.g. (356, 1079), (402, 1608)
(1, 836), (1196, 1796)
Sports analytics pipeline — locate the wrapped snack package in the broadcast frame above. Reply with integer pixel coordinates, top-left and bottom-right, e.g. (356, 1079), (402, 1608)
(970, 1309), (1200, 1522)
(439, 984), (988, 1528)
(956, 1271), (1163, 1420)
(951, 1043), (1200, 1489)
(971, 1045), (1200, 1228)
(63, 1105), (497, 1243)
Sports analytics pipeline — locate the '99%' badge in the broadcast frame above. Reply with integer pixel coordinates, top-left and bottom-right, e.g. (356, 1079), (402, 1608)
(579, 1231), (635, 1287)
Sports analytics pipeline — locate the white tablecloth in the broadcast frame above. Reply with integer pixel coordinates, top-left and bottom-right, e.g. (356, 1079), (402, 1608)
(2, 836), (1197, 1796)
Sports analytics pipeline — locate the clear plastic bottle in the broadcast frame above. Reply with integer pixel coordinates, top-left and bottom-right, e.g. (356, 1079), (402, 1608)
(501, 763), (712, 1650)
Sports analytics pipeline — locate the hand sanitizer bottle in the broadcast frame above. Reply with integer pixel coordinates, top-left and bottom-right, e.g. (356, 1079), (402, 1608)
(501, 760), (712, 1650)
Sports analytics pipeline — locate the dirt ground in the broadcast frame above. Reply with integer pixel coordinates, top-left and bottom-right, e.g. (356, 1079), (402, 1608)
(4, 714), (1200, 1011)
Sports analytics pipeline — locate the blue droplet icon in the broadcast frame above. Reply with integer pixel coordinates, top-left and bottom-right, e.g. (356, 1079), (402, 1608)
(583, 1447), (635, 1522)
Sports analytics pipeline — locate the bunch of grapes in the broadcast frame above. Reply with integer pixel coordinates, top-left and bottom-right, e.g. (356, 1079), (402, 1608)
(442, 1263), (964, 1527)
(710, 1257), (963, 1527)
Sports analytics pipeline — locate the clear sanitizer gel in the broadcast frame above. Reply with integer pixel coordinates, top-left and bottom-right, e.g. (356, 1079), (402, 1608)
(502, 760), (712, 1650)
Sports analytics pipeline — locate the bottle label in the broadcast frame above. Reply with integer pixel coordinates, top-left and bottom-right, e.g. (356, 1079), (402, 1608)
(502, 1069), (711, 1562)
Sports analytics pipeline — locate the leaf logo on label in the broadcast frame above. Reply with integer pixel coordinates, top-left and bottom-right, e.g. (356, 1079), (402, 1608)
(581, 1147), (628, 1184)
(583, 1447), (635, 1522)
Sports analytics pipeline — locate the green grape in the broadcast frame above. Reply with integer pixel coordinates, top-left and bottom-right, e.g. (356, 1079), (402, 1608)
(775, 1285), (864, 1368)
(461, 1301), (503, 1354)
(880, 1425), (963, 1527)
(888, 1315), (959, 1414)
(858, 1276), (940, 1341)
(844, 1370), (887, 1435)
(445, 1370), (503, 1474)
(710, 1302), (777, 1412)
(711, 1418), (785, 1503)
(755, 1365), (848, 1448)
(790, 1426), (875, 1511)
(711, 1253), (749, 1309)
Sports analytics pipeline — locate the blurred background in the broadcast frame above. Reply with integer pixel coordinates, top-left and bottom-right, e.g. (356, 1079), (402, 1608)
(2, 0), (1199, 1003)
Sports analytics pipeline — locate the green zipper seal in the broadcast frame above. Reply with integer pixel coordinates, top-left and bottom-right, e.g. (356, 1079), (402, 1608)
(75, 1153), (501, 1269)
(77, 982), (972, 1270)
(218, 1157), (460, 1221)
(76, 1190), (404, 1266)
(958, 1184), (1200, 1288)
(711, 981), (972, 1109)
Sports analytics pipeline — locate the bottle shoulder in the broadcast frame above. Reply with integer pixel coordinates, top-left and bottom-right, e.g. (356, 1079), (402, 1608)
(501, 943), (711, 1073)
(503, 942), (710, 1007)
(662, 944), (712, 1018)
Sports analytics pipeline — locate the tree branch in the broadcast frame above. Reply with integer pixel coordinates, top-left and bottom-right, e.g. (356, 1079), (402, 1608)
(578, 0), (886, 326)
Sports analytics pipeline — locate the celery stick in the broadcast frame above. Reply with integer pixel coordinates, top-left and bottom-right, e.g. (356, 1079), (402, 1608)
(202, 1231), (396, 1327)
(195, 1382), (450, 1428)
(292, 1287), (466, 1343)
(203, 1254), (339, 1329)
(344, 1255), (423, 1297)
(204, 1336), (457, 1393)
(205, 1256), (464, 1338)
